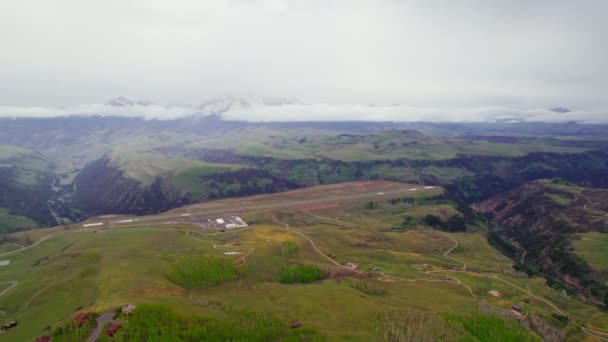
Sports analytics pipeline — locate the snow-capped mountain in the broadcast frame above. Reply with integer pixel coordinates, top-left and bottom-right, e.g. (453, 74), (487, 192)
(106, 97), (155, 107)
(197, 95), (303, 116)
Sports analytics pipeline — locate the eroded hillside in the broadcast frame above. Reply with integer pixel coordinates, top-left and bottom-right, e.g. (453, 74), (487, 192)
(475, 179), (608, 306)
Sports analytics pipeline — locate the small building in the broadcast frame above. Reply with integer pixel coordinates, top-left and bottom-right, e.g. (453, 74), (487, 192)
(345, 262), (359, 270)
(35, 336), (52, 342)
(74, 312), (92, 326)
(511, 304), (523, 313)
(121, 304), (136, 315)
(216, 218), (225, 224)
(106, 323), (120, 337)
(488, 290), (501, 298)
(1, 321), (17, 330)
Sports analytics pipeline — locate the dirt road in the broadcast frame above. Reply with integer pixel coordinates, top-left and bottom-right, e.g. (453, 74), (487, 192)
(0, 236), (52, 257)
(270, 212), (608, 339)
(0, 281), (18, 297)
(437, 231), (468, 271)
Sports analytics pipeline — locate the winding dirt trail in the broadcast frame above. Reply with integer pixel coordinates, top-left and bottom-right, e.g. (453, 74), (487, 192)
(271, 214), (355, 270)
(0, 281), (18, 297)
(0, 236), (52, 257)
(581, 326), (608, 341)
(233, 248), (256, 265)
(17, 284), (54, 314)
(269, 211), (608, 339)
(576, 188), (601, 211)
(437, 231), (468, 271)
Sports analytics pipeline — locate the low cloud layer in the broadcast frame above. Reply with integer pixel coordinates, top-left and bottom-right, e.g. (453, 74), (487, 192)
(0, 99), (605, 123)
(1, 0), (607, 119)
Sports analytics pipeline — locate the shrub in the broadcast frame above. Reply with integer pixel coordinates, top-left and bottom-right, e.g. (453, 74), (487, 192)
(444, 313), (540, 341)
(166, 256), (241, 289)
(279, 265), (326, 284)
(112, 305), (286, 341)
(423, 214), (443, 228)
(281, 241), (299, 257)
(375, 310), (540, 342)
(350, 280), (387, 296)
(374, 309), (466, 341)
(52, 313), (98, 342)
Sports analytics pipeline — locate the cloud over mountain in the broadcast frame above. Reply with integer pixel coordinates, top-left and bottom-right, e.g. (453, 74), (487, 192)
(0, 97), (604, 123)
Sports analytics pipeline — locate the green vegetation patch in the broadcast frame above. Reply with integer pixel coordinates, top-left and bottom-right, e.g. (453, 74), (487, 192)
(280, 240), (299, 257)
(111, 304), (298, 341)
(0, 208), (40, 233)
(573, 232), (608, 272)
(350, 280), (387, 296)
(166, 256), (242, 289)
(444, 313), (540, 341)
(546, 194), (572, 206)
(52, 312), (98, 342)
(374, 309), (540, 342)
(279, 265), (326, 284)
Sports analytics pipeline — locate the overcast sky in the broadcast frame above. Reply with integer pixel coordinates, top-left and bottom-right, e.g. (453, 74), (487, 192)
(1, 0), (607, 122)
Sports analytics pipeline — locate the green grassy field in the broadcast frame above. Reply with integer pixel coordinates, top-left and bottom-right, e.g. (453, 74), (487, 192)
(185, 127), (589, 162)
(0, 184), (606, 341)
(573, 232), (608, 272)
(110, 151), (243, 186)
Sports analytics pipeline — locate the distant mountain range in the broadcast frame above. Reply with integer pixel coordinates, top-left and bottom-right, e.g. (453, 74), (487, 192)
(102, 95), (303, 116)
(1, 95), (594, 123)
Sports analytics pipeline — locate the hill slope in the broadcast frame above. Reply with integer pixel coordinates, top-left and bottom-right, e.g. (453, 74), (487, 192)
(2, 182), (598, 341)
(475, 179), (608, 305)
(0, 145), (55, 232)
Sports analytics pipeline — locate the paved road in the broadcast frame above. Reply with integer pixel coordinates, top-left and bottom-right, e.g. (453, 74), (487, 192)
(87, 313), (116, 342)
(92, 186), (435, 228)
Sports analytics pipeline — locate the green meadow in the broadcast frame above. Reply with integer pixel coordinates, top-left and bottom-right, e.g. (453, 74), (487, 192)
(0, 187), (606, 341)
(573, 232), (608, 272)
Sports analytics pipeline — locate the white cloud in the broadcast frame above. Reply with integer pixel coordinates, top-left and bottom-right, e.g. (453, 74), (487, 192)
(0, 99), (605, 123)
(0, 103), (201, 120)
(0, 0), (607, 117)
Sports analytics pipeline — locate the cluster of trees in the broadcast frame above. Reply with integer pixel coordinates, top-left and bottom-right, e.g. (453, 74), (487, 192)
(492, 212), (608, 310)
(386, 194), (452, 207)
(374, 309), (539, 342)
(106, 305), (323, 341)
(279, 265), (326, 284)
(204, 169), (299, 199)
(350, 280), (387, 296)
(422, 214), (467, 232)
(52, 313), (98, 341)
(364, 201), (380, 209)
(390, 214), (467, 232)
(443, 313), (540, 341)
(280, 240), (299, 257)
(166, 256), (242, 289)
(387, 196), (416, 205)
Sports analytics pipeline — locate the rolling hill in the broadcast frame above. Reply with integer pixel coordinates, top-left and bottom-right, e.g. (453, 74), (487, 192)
(2, 181), (605, 341)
